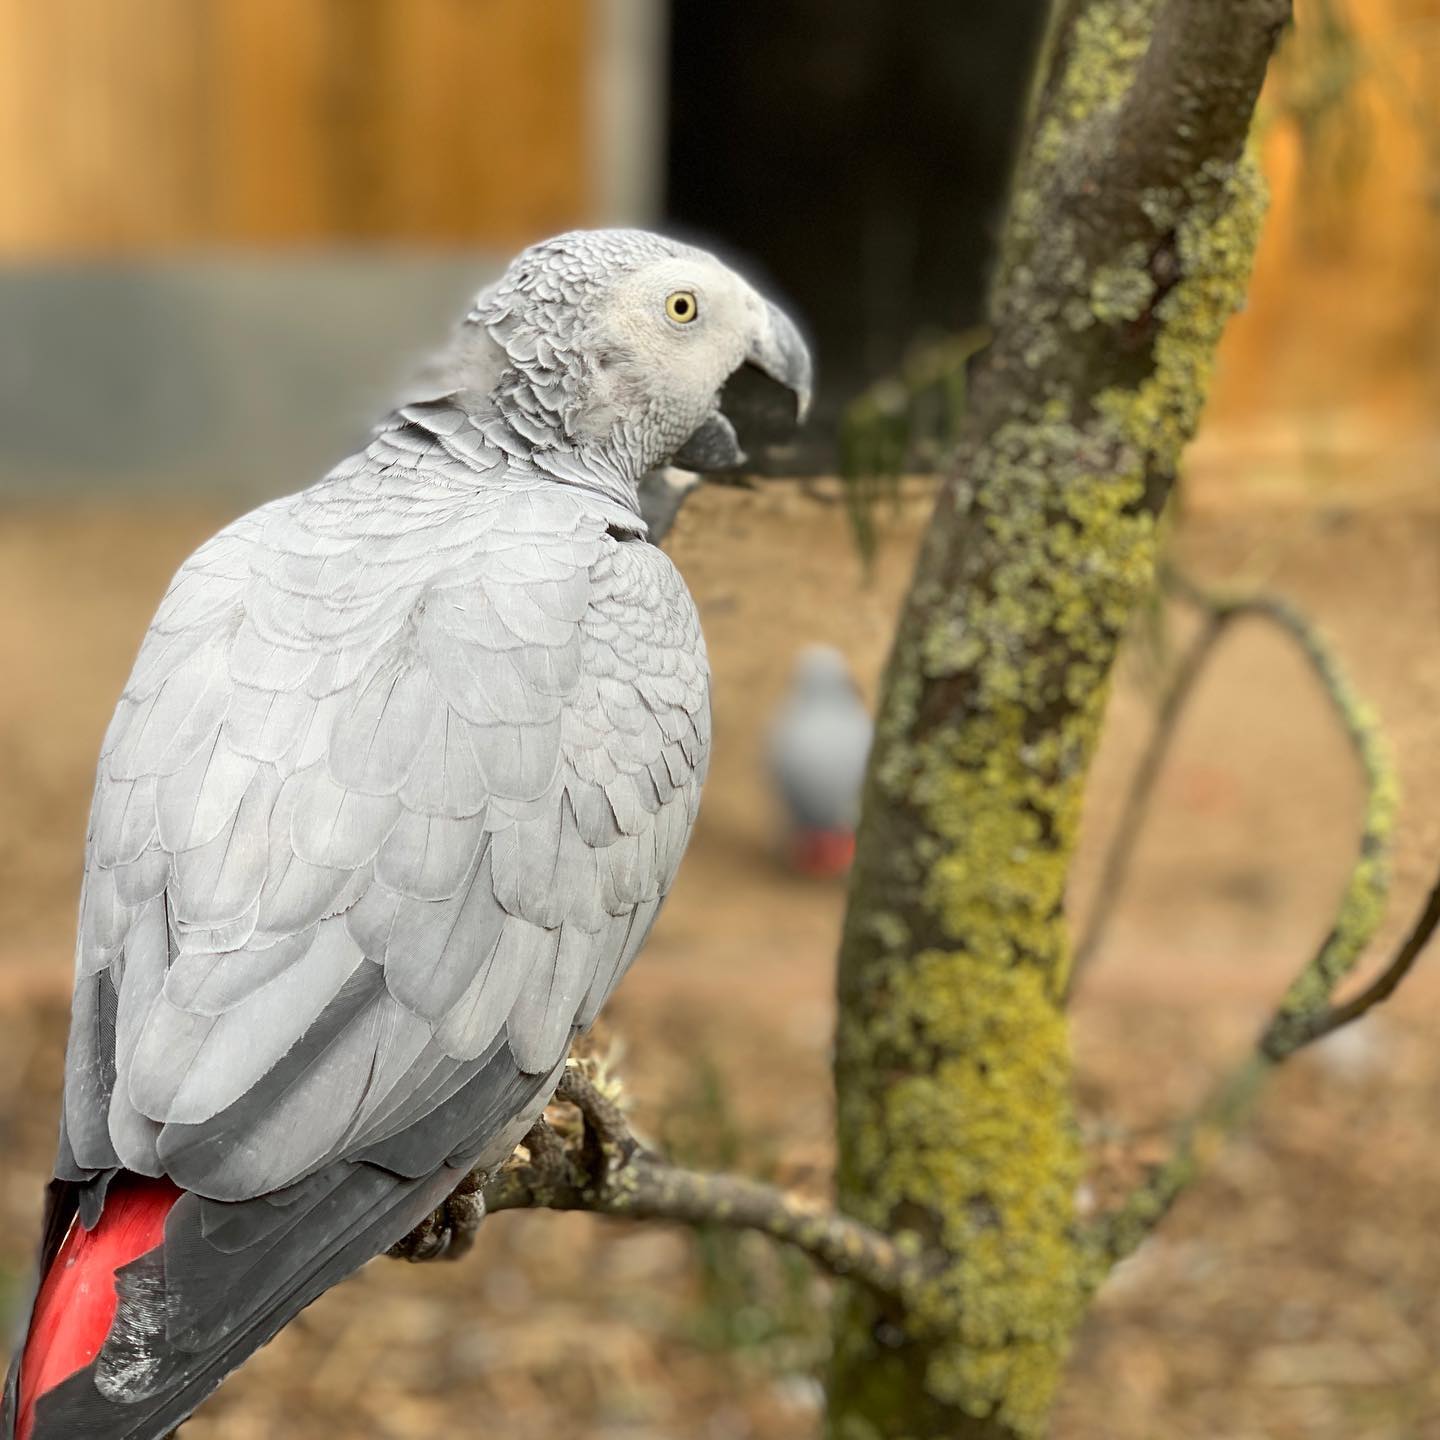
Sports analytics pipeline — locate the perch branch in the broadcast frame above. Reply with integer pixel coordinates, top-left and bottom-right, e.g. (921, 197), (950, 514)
(1093, 570), (1413, 1264)
(477, 1067), (922, 1300)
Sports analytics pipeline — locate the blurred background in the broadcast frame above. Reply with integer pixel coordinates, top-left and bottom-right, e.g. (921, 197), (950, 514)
(0, 2), (1438, 1437)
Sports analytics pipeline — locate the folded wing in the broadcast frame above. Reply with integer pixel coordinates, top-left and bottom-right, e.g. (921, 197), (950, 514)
(62, 463), (709, 1205)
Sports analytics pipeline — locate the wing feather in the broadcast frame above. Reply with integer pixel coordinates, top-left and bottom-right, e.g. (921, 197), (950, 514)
(168, 768), (280, 927)
(327, 657), (439, 793)
(155, 732), (259, 853)
(130, 919), (370, 1128)
(433, 915), (553, 1062)
(506, 923), (595, 1072)
(91, 774), (159, 868)
(375, 809), (486, 901)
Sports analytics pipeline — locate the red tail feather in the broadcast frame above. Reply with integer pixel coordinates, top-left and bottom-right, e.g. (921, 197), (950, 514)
(16, 1174), (182, 1440)
(790, 827), (856, 878)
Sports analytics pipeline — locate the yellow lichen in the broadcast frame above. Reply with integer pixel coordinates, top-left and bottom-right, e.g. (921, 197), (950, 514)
(1088, 247), (1156, 325)
(870, 953), (1082, 1433)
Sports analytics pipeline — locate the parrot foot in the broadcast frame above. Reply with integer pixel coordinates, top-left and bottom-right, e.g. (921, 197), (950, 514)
(388, 1173), (486, 1263)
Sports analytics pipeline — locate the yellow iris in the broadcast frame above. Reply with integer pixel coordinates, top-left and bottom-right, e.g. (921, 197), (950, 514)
(665, 291), (698, 324)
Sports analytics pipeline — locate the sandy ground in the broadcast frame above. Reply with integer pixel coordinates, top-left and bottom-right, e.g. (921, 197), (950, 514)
(0, 461), (1437, 1439)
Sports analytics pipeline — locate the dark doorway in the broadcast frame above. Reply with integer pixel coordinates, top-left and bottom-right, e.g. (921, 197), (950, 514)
(664, 1), (1047, 456)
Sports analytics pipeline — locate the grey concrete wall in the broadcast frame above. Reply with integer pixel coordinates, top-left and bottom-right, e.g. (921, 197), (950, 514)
(0, 255), (500, 502)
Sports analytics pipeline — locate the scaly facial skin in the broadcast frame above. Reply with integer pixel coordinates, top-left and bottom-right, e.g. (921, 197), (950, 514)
(470, 229), (811, 486)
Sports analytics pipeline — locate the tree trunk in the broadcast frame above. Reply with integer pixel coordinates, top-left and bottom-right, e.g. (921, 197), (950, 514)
(829, 1), (1290, 1436)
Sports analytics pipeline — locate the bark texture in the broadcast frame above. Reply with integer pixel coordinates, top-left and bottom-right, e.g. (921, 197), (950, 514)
(829, 2), (1290, 1436)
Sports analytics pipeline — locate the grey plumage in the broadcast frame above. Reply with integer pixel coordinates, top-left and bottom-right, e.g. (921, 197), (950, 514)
(6, 229), (809, 1440)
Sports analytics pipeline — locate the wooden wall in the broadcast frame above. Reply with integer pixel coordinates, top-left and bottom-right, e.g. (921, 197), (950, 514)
(1206, 0), (1440, 451)
(0, 0), (592, 255)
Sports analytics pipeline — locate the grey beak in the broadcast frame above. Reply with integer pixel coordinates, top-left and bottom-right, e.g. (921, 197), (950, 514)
(749, 302), (814, 423)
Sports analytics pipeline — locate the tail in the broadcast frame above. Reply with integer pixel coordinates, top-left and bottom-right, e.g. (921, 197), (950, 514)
(789, 827), (856, 877)
(4, 1162), (463, 1440)
(14, 1175), (182, 1440)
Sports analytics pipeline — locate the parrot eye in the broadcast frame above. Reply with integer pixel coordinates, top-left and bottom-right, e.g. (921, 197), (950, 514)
(665, 291), (698, 324)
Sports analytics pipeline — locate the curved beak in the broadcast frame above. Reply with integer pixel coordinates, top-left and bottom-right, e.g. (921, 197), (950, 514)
(748, 301), (814, 423)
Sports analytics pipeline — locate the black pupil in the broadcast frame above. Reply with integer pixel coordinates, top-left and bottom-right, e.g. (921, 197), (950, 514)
(675, 297), (690, 315)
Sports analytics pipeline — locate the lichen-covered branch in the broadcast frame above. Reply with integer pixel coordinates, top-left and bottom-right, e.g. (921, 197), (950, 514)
(1091, 572), (1416, 1264)
(472, 1068), (921, 1299)
(1302, 867), (1440, 1044)
(1157, 571), (1400, 1055)
(830, 2), (1289, 1436)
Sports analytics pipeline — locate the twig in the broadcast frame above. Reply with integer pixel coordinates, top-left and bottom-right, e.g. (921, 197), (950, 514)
(1073, 568), (1397, 999)
(1070, 607), (1229, 989)
(1096, 861), (1440, 1264)
(477, 1067), (922, 1300)
(1272, 864), (1440, 1050)
(1173, 581), (1400, 1057)
(1089, 1051), (1271, 1267)
(1091, 569), (1413, 1265)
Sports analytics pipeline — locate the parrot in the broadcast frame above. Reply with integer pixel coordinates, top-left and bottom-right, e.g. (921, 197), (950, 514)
(2, 228), (811, 1440)
(767, 646), (872, 876)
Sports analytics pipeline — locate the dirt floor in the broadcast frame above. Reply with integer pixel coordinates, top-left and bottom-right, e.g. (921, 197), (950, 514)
(0, 455), (1437, 1439)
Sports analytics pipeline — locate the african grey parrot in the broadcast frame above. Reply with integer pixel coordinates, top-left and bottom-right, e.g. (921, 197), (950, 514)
(767, 646), (871, 875)
(4, 229), (810, 1440)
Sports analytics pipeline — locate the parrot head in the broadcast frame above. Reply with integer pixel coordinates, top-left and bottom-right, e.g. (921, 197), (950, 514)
(792, 644), (863, 700)
(458, 229), (812, 485)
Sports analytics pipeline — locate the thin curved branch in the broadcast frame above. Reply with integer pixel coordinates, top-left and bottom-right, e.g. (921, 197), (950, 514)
(1091, 569), (1412, 1266)
(1070, 606), (1229, 989)
(1161, 571), (1400, 1055)
(1073, 565), (1397, 992)
(477, 1068), (923, 1300)
(1089, 1051), (1271, 1268)
(1277, 865), (1440, 1049)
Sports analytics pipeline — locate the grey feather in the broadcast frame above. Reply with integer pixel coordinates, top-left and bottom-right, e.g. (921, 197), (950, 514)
(380, 852), (509, 1022)
(434, 915), (555, 1064)
(155, 735), (258, 853)
(162, 927), (315, 1016)
(374, 809), (485, 901)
